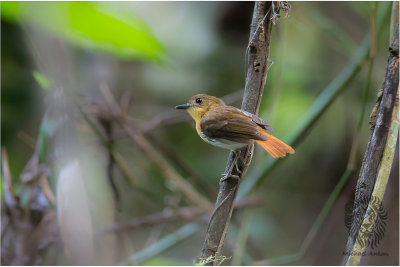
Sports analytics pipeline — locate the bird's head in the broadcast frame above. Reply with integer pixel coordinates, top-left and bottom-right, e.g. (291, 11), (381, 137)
(175, 94), (225, 122)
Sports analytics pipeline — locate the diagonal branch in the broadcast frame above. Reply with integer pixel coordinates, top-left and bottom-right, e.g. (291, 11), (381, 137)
(200, 2), (279, 264)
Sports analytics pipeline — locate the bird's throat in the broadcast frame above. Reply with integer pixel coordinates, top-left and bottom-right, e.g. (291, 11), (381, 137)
(187, 108), (204, 122)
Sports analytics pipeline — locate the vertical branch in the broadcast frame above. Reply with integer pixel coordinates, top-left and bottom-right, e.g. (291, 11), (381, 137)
(200, 2), (277, 264)
(343, 2), (399, 264)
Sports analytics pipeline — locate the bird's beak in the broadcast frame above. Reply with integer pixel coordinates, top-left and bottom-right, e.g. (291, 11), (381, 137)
(175, 103), (192, 110)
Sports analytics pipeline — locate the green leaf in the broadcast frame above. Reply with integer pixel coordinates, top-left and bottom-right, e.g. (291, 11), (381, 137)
(1, 2), (166, 62)
(0, 1), (22, 21)
(33, 71), (50, 90)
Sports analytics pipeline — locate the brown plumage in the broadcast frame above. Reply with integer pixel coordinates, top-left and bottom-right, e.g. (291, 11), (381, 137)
(176, 94), (294, 158)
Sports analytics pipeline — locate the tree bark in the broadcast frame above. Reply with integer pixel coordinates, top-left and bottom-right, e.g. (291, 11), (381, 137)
(200, 2), (277, 265)
(342, 2), (399, 264)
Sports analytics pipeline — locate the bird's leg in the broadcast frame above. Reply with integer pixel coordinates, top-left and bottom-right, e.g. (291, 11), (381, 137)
(220, 150), (241, 183)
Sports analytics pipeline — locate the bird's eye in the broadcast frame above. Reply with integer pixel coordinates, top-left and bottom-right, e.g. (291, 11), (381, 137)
(195, 98), (203, 104)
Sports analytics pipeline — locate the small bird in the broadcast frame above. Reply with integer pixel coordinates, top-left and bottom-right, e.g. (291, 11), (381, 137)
(176, 94), (294, 180)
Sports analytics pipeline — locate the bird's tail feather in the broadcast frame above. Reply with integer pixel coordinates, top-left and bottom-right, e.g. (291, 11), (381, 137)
(255, 130), (295, 158)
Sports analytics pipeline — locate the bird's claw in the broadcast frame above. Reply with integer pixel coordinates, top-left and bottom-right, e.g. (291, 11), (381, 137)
(234, 163), (242, 174)
(220, 173), (240, 184)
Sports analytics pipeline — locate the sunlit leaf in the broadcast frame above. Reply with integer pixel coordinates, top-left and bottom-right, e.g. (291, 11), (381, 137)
(1, 2), (166, 62)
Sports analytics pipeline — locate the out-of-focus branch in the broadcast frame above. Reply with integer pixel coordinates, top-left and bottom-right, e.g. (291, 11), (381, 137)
(77, 101), (139, 188)
(144, 132), (216, 198)
(98, 84), (213, 211)
(343, 2), (399, 264)
(121, 125), (213, 211)
(101, 207), (206, 234)
(200, 2), (279, 264)
(1, 148), (19, 212)
(98, 196), (262, 234)
(1, 148), (58, 265)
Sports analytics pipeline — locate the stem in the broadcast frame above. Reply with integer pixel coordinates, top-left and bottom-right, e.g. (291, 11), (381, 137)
(200, 2), (277, 264)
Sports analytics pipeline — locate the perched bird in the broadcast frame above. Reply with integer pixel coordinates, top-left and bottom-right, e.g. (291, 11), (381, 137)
(176, 94), (294, 180)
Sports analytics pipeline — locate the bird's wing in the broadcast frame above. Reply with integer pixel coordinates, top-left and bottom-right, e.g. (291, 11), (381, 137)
(241, 110), (274, 131)
(200, 106), (267, 143)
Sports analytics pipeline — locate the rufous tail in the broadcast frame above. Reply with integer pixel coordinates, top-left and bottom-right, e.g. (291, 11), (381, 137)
(255, 129), (295, 158)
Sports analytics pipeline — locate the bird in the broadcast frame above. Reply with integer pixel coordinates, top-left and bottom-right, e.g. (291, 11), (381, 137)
(175, 94), (294, 181)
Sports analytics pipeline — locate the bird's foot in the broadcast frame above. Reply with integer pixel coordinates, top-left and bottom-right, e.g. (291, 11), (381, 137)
(233, 151), (244, 174)
(234, 162), (242, 174)
(220, 173), (240, 184)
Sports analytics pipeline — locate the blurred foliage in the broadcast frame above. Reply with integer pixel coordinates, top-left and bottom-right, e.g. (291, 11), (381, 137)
(1, 1), (398, 266)
(1, 1), (166, 61)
